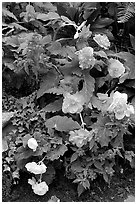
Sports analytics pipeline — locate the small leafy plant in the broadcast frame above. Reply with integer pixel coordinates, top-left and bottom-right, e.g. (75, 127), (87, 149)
(2, 2), (135, 197)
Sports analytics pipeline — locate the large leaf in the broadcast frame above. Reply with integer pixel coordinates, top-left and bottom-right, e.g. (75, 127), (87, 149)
(2, 8), (18, 21)
(37, 12), (60, 21)
(91, 17), (114, 29)
(34, 2), (57, 12)
(46, 144), (68, 160)
(47, 41), (62, 55)
(45, 116), (81, 132)
(37, 71), (59, 98)
(80, 70), (95, 103)
(43, 98), (63, 113)
(2, 138), (8, 152)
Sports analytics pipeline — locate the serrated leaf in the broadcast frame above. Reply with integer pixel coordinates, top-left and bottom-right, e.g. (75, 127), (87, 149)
(45, 87), (65, 95)
(80, 70), (95, 103)
(37, 71), (59, 98)
(77, 183), (85, 197)
(45, 116), (81, 132)
(46, 144), (68, 161)
(37, 12), (60, 21)
(43, 98), (63, 113)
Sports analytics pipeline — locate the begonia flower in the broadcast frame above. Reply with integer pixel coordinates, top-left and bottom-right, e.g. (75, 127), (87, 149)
(28, 138), (38, 151)
(108, 58), (125, 78)
(62, 92), (85, 114)
(25, 162), (47, 175)
(76, 47), (95, 69)
(69, 128), (91, 148)
(93, 34), (110, 49)
(28, 177), (49, 196)
(107, 91), (134, 120)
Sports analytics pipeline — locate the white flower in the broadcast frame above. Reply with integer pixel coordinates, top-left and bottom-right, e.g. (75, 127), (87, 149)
(28, 138), (38, 151)
(62, 92), (85, 114)
(28, 177), (49, 196)
(33, 181), (49, 196)
(108, 58), (125, 78)
(93, 34), (110, 49)
(107, 91), (134, 120)
(76, 47), (95, 69)
(25, 162), (47, 175)
(69, 128), (92, 148)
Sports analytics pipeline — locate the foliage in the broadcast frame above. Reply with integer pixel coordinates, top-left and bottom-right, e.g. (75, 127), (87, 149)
(2, 2), (135, 198)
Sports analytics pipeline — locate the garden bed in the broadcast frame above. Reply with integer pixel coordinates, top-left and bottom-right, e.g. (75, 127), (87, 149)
(2, 2), (135, 202)
(3, 165), (135, 202)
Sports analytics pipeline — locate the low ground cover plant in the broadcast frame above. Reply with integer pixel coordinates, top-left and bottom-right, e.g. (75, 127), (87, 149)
(2, 2), (135, 198)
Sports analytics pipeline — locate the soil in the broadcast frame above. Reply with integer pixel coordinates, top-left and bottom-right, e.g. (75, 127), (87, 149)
(3, 164), (135, 202)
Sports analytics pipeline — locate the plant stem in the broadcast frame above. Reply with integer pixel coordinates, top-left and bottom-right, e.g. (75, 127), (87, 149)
(79, 112), (86, 128)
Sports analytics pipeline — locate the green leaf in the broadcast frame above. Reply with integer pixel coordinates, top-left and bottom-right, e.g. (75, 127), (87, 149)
(37, 12), (60, 21)
(46, 144), (68, 160)
(2, 8), (18, 21)
(82, 179), (90, 189)
(77, 183), (85, 197)
(37, 71), (59, 98)
(47, 41), (62, 55)
(45, 87), (65, 95)
(129, 34), (135, 50)
(61, 15), (76, 25)
(43, 98), (63, 113)
(45, 116), (81, 132)
(34, 2), (57, 12)
(71, 152), (78, 163)
(94, 50), (108, 59)
(42, 165), (56, 185)
(10, 23), (27, 31)
(22, 134), (31, 148)
(40, 35), (52, 45)
(94, 160), (103, 170)
(80, 70), (95, 103)
(103, 172), (109, 183)
(91, 18), (114, 29)
(2, 138), (8, 152)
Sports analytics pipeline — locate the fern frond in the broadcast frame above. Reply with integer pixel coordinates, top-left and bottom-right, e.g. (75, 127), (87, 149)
(117, 2), (135, 23)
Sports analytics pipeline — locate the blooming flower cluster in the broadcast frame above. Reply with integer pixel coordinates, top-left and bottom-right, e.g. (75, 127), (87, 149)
(93, 34), (110, 49)
(108, 58), (125, 78)
(107, 91), (134, 120)
(69, 128), (93, 148)
(62, 92), (85, 114)
(28, 138), (38, 151)
(25, 162), (47, 174)
(76, 47), (95, 69)
(28, 177), (49, 196)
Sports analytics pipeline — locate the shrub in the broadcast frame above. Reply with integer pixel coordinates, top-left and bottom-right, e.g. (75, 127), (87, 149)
(2, 2), (135, 197)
